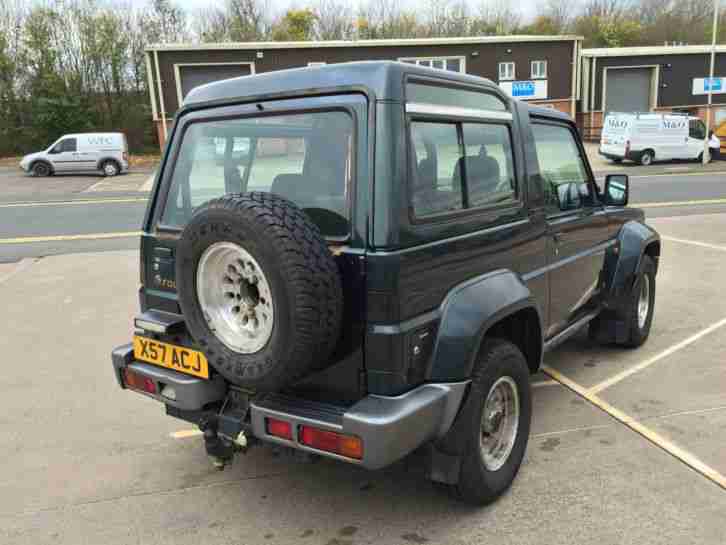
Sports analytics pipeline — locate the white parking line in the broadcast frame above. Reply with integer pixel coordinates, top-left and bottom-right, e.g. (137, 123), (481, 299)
(588, 317), (726, 395)
(543, 365), (726, 492)
(661, 236), (726, 252)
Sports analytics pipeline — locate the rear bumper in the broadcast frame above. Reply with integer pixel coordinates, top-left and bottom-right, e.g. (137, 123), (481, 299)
(111, 343), (469, 470)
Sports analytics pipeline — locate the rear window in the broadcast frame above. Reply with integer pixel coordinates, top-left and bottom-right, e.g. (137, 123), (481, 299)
(161, 110), (353, 238)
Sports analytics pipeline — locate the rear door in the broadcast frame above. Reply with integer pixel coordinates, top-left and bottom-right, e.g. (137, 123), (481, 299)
(48, 137), (78, 172)
(531, 119), (611, 338)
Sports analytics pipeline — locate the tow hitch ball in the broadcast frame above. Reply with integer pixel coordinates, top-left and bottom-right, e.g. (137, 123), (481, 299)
(200, 419), (248, 471)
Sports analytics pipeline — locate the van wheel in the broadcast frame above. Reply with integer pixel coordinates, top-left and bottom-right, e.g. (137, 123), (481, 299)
(697, 152), (711, 164)
(102, 160), (120, 177)
(639, 150), (654, 166)
(32, 162), (51, 177)
(450, 338), (531, 505)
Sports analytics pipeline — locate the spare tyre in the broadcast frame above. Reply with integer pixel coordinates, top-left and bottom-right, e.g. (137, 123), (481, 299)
(175, 192), (343, 391)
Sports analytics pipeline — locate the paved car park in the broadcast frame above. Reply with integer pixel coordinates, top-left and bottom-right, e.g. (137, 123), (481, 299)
(1, 201), (726, 544)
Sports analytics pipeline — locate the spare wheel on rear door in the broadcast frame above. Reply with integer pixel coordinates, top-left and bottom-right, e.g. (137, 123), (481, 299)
(175, 192), (343, 391)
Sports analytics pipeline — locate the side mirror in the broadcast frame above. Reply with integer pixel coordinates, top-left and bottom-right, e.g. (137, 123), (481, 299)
(604, 174), (629, 206)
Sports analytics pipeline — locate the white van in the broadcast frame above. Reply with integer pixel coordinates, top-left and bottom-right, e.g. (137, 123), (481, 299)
(19, 132), (129, 177)
(599, 112), (708, 165)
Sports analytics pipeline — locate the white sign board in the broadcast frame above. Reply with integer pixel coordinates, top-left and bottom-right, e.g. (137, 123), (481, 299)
(692, 77), (726, 95)
(499, 80), (548, 100)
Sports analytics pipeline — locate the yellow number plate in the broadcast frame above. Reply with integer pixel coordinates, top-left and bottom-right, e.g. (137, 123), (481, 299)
(133, 336), (209, 379)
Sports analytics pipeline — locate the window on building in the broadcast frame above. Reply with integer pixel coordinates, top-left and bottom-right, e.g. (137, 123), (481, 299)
(531, 60), (547, 79)
(409, 120), (517, 218)
(400, 57), (465, 73)
(498, 62), (515, 81)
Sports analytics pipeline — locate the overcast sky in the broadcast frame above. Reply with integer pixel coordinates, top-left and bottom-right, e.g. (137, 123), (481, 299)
(137, 0), (544, 22)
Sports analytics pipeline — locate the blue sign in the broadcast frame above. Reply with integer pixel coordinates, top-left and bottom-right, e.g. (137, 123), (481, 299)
(511, 81), (536, 97)
(704, 78), (723, 92)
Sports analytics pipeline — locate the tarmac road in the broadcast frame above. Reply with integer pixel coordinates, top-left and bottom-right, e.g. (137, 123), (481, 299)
(1, 166), (725, 261)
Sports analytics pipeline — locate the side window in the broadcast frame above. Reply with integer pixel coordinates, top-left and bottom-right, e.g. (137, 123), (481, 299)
(409, 121), (518, 219)
(409, 121), (464, 217)
(689, 120), (706, 140)
(59, 138), (77, 152)
(532, 123), (592, 214)
(461, 123), (516, 208)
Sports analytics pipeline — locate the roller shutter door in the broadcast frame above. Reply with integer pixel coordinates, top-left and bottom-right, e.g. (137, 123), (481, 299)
(179, 65), (253, 99)
(605, 68), (652, 114)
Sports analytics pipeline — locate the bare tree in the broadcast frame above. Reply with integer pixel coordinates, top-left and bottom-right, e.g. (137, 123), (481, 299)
(423, 0), (470, 37)
(471, 0), (521, 35)
(537, 0), (576, 32)
(193, 6), (232, 42)
(228, 0), (269, 41)
(314, 0), (353, 40)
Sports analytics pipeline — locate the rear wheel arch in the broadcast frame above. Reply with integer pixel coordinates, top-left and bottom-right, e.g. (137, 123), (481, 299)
(480, 307), (543, 374)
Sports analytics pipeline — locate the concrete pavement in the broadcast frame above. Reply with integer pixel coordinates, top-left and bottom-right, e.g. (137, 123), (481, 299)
(2, 213), (726, 544)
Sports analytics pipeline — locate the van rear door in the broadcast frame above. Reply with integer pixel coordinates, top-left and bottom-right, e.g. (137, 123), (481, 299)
(600, 113), (629, 157)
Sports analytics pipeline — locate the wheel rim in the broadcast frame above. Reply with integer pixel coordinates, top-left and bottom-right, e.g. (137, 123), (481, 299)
(480, 376), (520, 471)
(35, 164), (47, 176)
(104, 163), (117, 176)
(196, 242), (274, 354)
(642, 154), (651, 165)
(637, 274), (650, 329)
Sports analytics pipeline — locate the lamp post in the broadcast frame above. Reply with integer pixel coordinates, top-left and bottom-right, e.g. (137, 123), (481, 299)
(703, 0), (720, 164)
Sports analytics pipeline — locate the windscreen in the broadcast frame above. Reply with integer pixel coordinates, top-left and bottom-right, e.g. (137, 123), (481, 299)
(161, 110), (353, 238)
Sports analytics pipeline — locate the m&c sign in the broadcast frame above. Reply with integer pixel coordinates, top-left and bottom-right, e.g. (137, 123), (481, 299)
(693, 77), (726, 95)
(499, 80), (548, 100)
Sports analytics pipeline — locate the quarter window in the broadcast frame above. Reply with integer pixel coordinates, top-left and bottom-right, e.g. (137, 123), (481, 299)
(532, 123), (593, 213)
(531, 60), (547, 79)
(409, 120), (517, 219)
(499, 62), (515, 81)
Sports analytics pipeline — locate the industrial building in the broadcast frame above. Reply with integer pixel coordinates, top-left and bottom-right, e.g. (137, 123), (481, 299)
(580, 45), (726, 139)
(145, 35), (582, 148)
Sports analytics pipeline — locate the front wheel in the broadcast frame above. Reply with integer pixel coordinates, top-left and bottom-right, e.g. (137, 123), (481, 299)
(452, 338), (532, 505)
(32, 162), (51, 177)
(639, 150), (654, 166)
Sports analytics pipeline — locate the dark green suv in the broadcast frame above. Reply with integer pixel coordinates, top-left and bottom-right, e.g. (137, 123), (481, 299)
(112, 62), (660, 505)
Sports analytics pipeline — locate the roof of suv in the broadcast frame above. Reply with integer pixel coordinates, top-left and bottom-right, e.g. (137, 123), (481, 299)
(182, 61), (573, 123)
(183, 61), (505, 108)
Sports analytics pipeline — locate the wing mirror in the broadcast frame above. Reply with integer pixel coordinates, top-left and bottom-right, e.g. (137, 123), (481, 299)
(604, 174), (629, 206)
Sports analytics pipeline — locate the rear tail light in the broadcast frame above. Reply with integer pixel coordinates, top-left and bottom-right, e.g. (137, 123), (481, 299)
(122, 368), (157, 394)
(266, 417), (293, 440)
(299, 425), (363, 460)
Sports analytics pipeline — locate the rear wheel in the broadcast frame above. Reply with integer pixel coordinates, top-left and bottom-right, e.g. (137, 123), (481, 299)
(622, 255), (656, 347)
(639, 150), (654, 166)
(102, 160), (120, 177)
(451, 339), (531, 505)
(32, 162), (51, 177)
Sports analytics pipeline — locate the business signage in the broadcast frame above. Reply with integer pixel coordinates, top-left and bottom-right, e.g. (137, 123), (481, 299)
(499, 80), (548, 100)
(692, 77), (726, 95)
